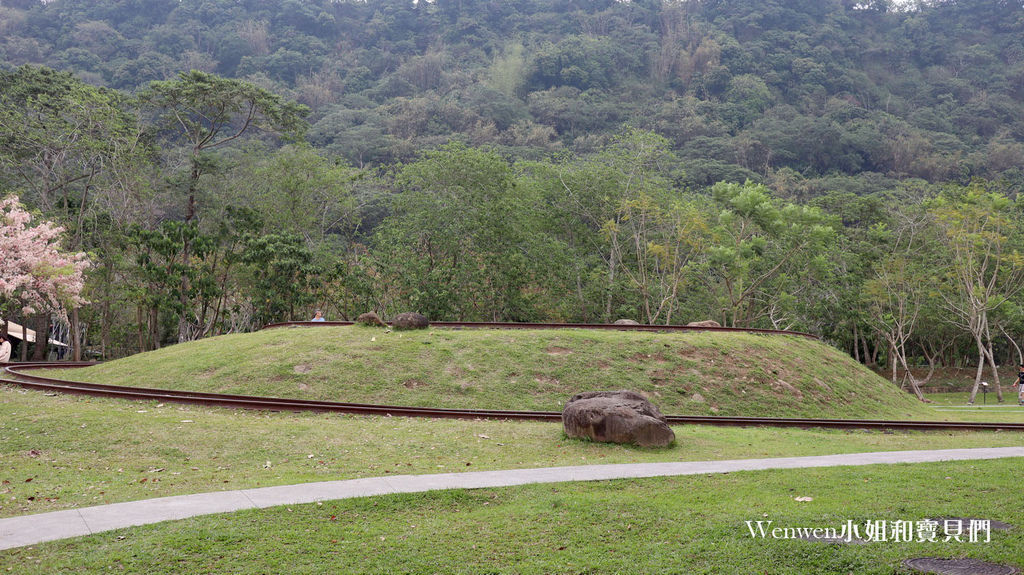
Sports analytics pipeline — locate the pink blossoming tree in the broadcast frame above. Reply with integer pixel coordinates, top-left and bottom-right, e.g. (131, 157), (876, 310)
(1, 195), (90, 324)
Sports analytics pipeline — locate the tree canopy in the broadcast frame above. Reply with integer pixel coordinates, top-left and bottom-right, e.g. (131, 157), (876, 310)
(4, 1), (1024, 403)
(0, 0), (1021, 192)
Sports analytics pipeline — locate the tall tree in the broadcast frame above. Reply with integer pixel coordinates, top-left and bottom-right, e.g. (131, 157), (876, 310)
(138, 70), (308, 341)
(863, 206), (938, 401)
(0, 65), (145, 359)
(374, 142), (535, 321)
(0, 65), (136, 224)
(703, 180), (834, 327)
(930, 184), (1024, 404)
(550, 127), (682, 322)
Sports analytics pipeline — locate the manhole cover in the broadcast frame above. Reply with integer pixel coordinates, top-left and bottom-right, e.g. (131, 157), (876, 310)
(935, 518), (1014, 531)
(903, 558), (1020, 575)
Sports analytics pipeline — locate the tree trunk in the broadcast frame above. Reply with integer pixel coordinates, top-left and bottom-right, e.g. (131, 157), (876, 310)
(177, 257), (191, 343)
(150, 306), (161, 350)
(137, 305), (146, 354)
(890, 341), (897, 384)
(919, 341), (942, 385)
(894, 340), (926, 401)
(605, 252), (616, 323)
(19, 313), (28, 361)
(30, 314), (49, 361)
(984, 335), (1004, 402)
(852, 324), (861, 363)
(101, 258), (113, 359)
(968, 338), (986, 404)
(101, 299), (111, 360)
(178, 160), (199, 344)
(71, 308), (82, 362)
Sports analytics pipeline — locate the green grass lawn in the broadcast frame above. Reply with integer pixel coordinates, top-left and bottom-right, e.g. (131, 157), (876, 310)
(918, 392), (1024, 424)
(892, 366), (1022, 393)
(5, 328), (1024, 573)
(927, 391), (1024, 406)
(2, 385), (1023, 519)
(3, 458), (1021, 574)
(36, 326), (932, 419)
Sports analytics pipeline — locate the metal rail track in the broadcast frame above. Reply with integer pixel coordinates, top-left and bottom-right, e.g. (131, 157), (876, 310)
(4, 362), (1024, 432)
(262, 320), (823, 340)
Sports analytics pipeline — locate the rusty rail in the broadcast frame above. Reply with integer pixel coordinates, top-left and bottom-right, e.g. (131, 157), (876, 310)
(261, 320), (822, 340)
(4, 363), (1024, 432)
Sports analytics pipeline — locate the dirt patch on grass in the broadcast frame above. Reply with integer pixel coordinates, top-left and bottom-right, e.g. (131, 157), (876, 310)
(293, 364), (311, 374)
(629, 352), (669, 363)
(403, 379), (429, 389)
(298, 383), (311, 391)
(545, 346), (573, 356)
(675, 347), (721, 363)
(651, 369), (673, 386)
(771, 379), (804, 400)
(533, 375), (561, 386)
(196, 368), (218, 379)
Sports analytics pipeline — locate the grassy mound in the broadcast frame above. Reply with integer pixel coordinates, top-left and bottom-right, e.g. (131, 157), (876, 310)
(45, 326), (929, 418)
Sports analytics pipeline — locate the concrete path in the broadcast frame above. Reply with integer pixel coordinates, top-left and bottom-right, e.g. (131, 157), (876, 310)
(2, 446), (1023, 551)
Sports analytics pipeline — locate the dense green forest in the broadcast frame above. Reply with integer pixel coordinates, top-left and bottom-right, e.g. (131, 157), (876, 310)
(2, 0), (1023, 185)
(2, 0), (1024, 401)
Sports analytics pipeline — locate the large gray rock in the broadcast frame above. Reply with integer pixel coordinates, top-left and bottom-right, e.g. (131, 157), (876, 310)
(686, 319), (721, 328)
(356, 311), (387, 327)
(613, 319), (640, 325)
(391, 312), (430, 330)
(562, 390), (675, 447)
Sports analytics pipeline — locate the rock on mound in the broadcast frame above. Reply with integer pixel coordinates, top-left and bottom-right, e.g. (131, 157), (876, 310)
(686, 320), (721, 328)
(356, 311), (387, 327)
(391, 312), (430, 330)
(562, 390), (675, 447)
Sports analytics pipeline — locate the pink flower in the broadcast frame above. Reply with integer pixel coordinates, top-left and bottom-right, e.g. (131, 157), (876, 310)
(1, 195), (90, 320)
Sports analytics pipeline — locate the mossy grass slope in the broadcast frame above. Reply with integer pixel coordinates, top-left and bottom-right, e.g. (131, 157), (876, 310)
(45, 326), (931, 419)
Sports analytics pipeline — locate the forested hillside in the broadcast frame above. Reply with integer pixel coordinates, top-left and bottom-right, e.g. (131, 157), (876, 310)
(2, 0), (1023, 186)
(2, 0), (1024, 402)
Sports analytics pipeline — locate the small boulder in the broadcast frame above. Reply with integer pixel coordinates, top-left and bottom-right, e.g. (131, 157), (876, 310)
(391, 312), (430, 330)
(686, 320), (721, 328)
(613, 319), (640, 325)
(562, 390), (675, 448)
(356, 311), (387, 327)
